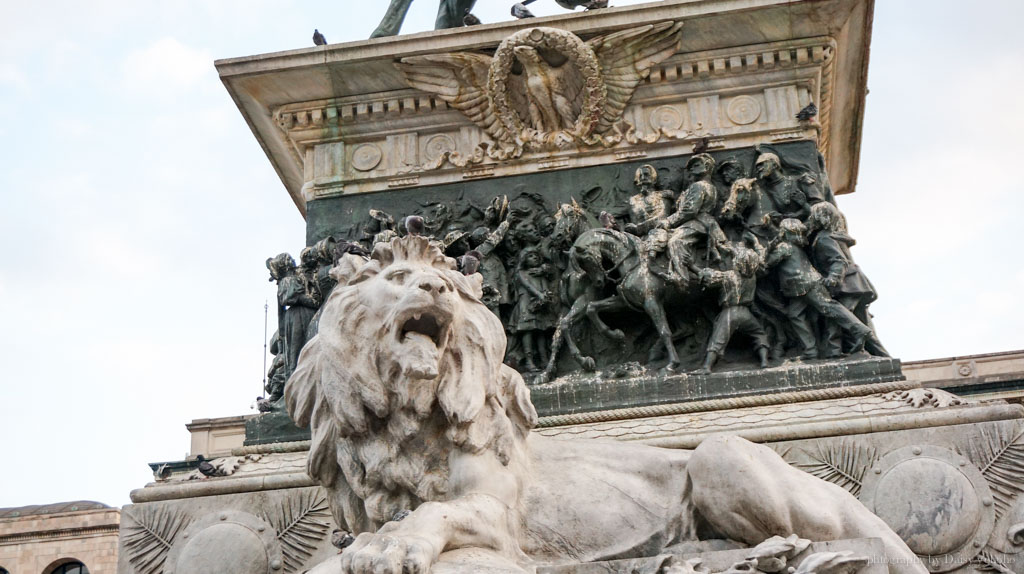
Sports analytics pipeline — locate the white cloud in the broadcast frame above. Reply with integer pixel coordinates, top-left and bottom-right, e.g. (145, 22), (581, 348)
(120, 37), (213, 95)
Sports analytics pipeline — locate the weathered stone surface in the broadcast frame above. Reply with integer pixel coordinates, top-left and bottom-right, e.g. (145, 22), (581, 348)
(129, 393), (1024, 573)
(118, 487), (336, 574)
(535, 538), (888, 574)
(216, 0), (873, 208)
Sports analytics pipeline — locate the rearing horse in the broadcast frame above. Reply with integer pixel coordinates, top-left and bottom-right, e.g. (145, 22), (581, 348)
(538, 205), (692, 383)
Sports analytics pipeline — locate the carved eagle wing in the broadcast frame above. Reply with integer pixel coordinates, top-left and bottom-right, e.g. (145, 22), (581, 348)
(396, 53), (511, 143)
(587, 21), (683, 134)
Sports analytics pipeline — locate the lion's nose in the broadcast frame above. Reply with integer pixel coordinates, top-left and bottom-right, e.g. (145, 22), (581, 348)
(417, 275), (448, 294)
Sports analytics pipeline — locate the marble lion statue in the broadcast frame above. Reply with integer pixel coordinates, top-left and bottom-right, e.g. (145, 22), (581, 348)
(286, 234), (923, 574)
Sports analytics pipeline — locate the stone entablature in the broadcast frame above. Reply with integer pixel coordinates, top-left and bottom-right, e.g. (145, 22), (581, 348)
(275, 36), (834, 199)
(216, 0), (873, 216)
(904, 349), (1024, 401)
(0, 505), (120, 574)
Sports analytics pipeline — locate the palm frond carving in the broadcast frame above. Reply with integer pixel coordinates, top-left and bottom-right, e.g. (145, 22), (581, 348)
(962, 426), (1024, 521)
(794, 441), (879, 497)
(123, 506), (190, 574)
(973, 548), (1014, 574)
(262, 491), (332, 573)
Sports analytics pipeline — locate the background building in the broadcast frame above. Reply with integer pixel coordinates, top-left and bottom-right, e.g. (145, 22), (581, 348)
(0, 502), (119, 574)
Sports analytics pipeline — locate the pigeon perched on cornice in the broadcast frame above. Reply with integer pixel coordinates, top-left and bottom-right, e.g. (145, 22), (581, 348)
(556, 0), (609, 9)
(196, 454), (217, 478)
(312, 29), (327, 46)
(512, 2), (536, 19)
(463, 8), (481, 26)
(796, 101), (818, 121)
(692, 136), (710, 154)
(153, 464), (171, 481)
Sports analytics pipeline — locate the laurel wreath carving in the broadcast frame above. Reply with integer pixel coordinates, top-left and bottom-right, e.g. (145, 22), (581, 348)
(122, 506), (191, 574)
(488, 27), (605, 143)
(960, 425), (1024, 522)
(791, 441), (879, 497)
(261, 491), (332, 573)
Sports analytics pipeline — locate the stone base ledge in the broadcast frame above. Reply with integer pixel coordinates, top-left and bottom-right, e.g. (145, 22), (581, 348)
(537, 538), (888, 574)
(530, 357), (906, 418)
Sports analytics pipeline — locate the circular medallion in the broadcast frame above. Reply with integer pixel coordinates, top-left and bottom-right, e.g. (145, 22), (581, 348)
(166, 510), (282, 574)
(649, 106), (684, 132)
(351, 144), (383, 172)
(488, 27), (606, 139)
(423, 134), (456, 163)
(860, 445), (994, 572)
(726, 96), (761, 125)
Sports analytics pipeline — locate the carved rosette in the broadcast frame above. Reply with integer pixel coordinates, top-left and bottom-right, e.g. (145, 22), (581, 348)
(488, 27), (606, 144)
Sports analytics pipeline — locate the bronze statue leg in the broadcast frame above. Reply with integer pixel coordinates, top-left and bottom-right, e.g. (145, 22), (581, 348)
(435, 0), (477, 30)
(370, 0), (415, 38)
(642, 297), (680, 370)
(585, 295), (629, 341)
(688, 436), (926, 574)
(542, 293), (597, 381)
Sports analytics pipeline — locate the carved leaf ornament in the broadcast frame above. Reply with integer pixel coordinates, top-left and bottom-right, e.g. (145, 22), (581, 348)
(261, 490), (332, 573)
(962, 426), (1024, 522)
(793, 441), (879, 497)
(123, 506), (190, 574)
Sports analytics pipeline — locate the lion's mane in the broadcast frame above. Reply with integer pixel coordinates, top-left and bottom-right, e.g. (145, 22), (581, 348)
(286, 236), (538, 534)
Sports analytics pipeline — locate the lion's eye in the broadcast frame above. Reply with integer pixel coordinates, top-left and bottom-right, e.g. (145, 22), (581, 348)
(386, 270), (407, 282)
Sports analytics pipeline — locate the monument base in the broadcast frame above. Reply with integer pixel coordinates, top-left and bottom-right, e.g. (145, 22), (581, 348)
(243, 409), (308, 446)
(530, 356), (904, 418)
(125, 383), (1024, 574)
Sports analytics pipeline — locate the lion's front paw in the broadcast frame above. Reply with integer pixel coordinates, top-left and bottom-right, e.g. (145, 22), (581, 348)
(340, 532), (437, 574)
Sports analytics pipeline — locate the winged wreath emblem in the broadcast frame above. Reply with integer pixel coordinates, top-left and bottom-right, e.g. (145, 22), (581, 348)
(395, 22), (683, 151)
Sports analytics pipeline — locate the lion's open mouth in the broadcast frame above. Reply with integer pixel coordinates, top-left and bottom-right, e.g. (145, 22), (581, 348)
(401, 313), (443, 345)
(393, 307), (452, 380)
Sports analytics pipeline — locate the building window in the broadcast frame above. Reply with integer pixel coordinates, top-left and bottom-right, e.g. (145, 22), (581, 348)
(50, 562), (89, 574)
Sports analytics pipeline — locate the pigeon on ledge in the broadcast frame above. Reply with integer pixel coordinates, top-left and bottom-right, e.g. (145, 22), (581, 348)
(312, 29), (327, 46)
(463, 8), (481, 26)
(796, 101), (818, 121)
(512, 1), (536, 19)
(196, 454), (217, 478)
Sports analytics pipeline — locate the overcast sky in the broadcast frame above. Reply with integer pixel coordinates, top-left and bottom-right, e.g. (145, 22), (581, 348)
(0, 1), (1022, 509)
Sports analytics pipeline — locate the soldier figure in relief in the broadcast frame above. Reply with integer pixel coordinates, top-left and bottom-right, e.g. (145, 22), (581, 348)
(755, 152), (818, 222)
(623, 164), (675, 237)
(662, 153), (730, 281)
(695, 237), (770, 374)
(764, 219), (873, 360)
(807, 202), (889, 358)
